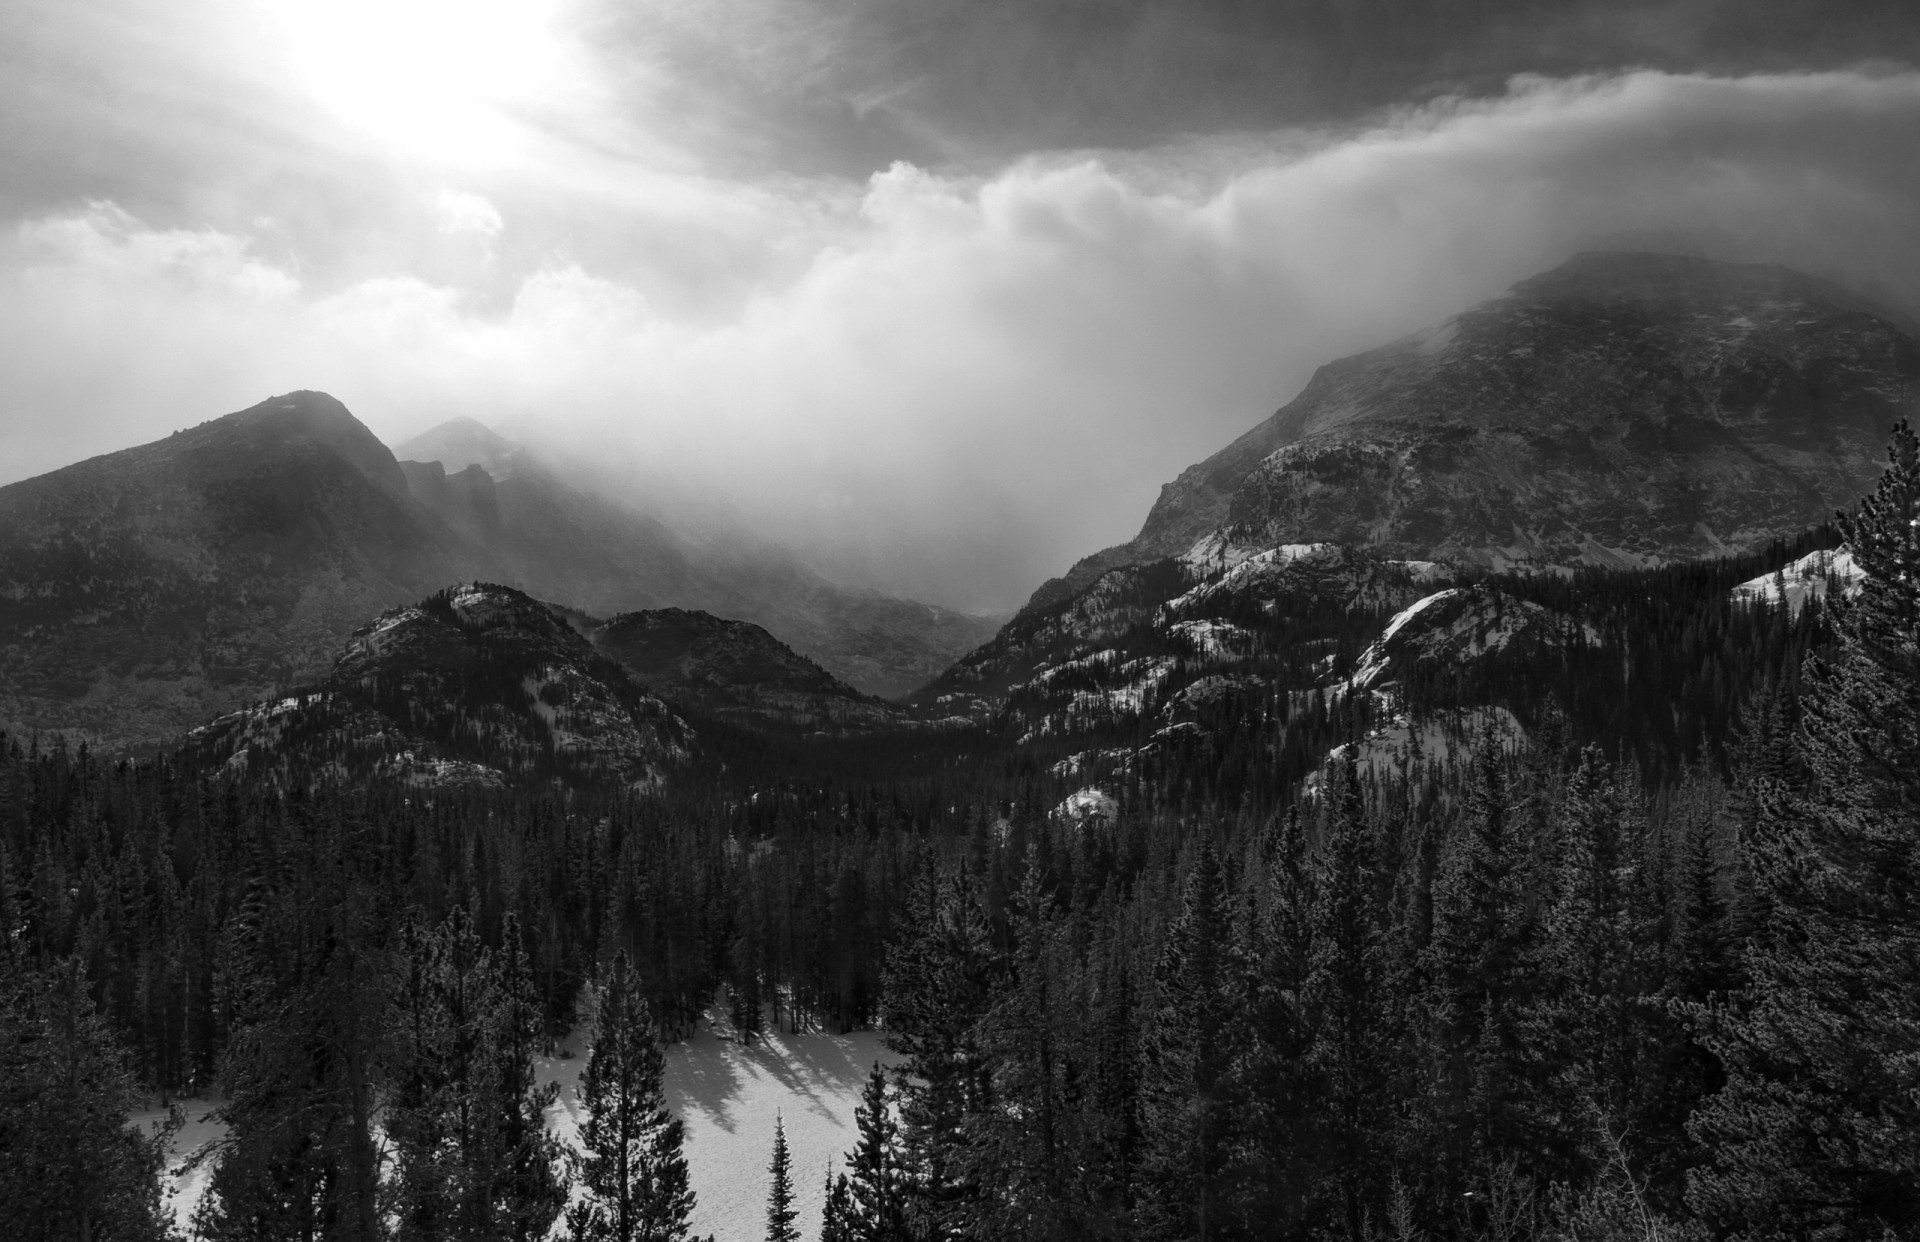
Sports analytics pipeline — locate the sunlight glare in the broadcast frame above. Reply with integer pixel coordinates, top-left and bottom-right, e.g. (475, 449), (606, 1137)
(267, 0), (580, 165)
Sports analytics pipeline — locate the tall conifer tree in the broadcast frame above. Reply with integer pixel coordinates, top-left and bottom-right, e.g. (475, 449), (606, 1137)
(567, 951), (696, 1242)
(766, 1115), (799, 1242)
(1688, 422), (1920, 1238)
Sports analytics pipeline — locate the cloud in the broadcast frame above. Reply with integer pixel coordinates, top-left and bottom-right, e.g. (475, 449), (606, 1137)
(429, 190), (505, 240)
(3, 71), (1920, 611)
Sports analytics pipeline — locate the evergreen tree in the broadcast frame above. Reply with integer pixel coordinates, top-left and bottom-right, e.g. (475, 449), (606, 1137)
(1415, 727), (1541, 1217)
(883, 868), (996, 1239)
(1303, 760), (1389, 1240)
(821, 1169), (856, 1242)
(963, 849), (1081, 1239)
(0, 951), (175, 1242)
(843, 1062), (908, 1242)
(193, 804), (387, 1242)
(1243, 807), (1319, 1236)
(388, 908), (568, 1241)
(767, 1115), (800, 1242)
(1688, 422), (1920, 1238)
(567, 951), (696, 1242)
(1136, 836), (1248, 1242)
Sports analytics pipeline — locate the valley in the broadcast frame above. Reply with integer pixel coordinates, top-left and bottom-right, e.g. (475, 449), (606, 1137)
(5, 252), (1918, 1242)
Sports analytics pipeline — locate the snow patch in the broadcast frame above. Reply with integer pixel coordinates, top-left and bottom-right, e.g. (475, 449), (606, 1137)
(1731, 547), (1863, 614)
(1053, 786), (1119, 827)
(1167, 619), (1254, 659)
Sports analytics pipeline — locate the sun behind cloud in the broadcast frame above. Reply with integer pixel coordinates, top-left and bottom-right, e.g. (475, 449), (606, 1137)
(262, 0), (590, 166)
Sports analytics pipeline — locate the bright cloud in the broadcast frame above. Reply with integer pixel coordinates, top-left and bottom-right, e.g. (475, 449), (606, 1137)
(4, 71), (1920, 609)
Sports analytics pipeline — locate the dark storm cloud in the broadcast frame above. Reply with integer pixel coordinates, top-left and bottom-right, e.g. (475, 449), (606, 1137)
(585, 0), (1920, 174)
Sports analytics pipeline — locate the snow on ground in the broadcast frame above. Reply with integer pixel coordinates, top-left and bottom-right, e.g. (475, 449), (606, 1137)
(1731, 546), (1863, 613)
(1166, 619), (1255, 659)
(146, 1011), (899, 1241)
(132, 1097), (227, 1231)
(557, 1016), (901, 1242)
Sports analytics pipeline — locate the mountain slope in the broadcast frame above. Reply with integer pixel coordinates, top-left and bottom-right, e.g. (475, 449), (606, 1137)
(1034, 252), (1915, 608)
(585, 607), (910, 732)
(0, 392), (484, 745)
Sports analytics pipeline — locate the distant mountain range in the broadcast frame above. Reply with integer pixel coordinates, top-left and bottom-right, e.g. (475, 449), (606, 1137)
(0, 394), (996, 746)
(6, 252), (1912, 765)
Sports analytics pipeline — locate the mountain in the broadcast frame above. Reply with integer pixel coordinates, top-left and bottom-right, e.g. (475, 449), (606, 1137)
(918, 253), (1908, 794)
(392, 423), (1001, 697)
(1034, 252), (1915, 608)
(192, 582), (690, 789)
(0, 392), (484, 745)
(0, 393), (996, 746)
(582, 607), (911, 733)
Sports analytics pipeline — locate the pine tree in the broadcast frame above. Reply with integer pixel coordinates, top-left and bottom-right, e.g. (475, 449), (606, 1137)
(567, 951), (696, 1242)
(821, 1168), (857, 1242)
(487, 912), (571, 1240)
(1243, 807), (1318, 1235)
(883, 868), (996, 1239)
(964, 849), (1079, 1238)
(1688, 422), (1920, 1238)
(1136, 836), (1248, 1242)
(843, 1062), (908, 1242)
(766, 1115), (799, 1242)
(1415, 728), (1541, 1213)
(193, 802), (387, 1242)
(1303, 759), (1388, 1241)
(0, 951), (175, 1242)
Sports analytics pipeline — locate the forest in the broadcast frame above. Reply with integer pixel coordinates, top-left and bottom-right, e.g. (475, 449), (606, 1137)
(1, 427), (1916, 1242)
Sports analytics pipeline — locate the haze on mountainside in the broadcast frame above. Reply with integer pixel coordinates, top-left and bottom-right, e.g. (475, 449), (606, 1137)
(4, 1), (1920, 612)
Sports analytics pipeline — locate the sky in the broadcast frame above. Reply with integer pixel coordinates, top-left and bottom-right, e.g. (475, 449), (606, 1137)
(3, 1), (1919, 611)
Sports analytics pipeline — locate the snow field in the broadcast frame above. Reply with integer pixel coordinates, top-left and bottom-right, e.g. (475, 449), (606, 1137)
(143, 1011), (900, 1241)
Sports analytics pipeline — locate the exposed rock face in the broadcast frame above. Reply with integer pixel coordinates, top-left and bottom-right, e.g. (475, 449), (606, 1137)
(1345, 585), (1596, 694)
(586, 607), (909, 732)
(1072, 252), (1916, 595)
(193, 582), (690, 790)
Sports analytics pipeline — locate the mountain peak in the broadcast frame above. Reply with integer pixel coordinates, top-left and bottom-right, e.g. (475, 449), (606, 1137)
(394, 416), (519, 474)
(179, 390), (407, 497)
